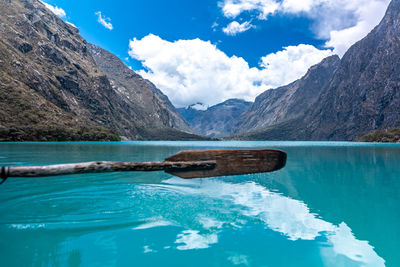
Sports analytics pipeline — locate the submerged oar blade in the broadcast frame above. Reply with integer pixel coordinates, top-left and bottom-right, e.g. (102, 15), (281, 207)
(165, 149), (286, 179)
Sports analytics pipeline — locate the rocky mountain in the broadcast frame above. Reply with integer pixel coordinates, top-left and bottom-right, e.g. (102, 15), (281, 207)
(232, 55), (340, 135)
(88, 43), (191, 134)
(0, 0), (198, 141)
(238, 0), (400, 141)
(304, 0), (400, 141)
(179, 99), (252, 137)
(178, 103), (208, 128)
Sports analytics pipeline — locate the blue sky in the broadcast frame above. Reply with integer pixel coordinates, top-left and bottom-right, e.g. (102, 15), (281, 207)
(41, 0), (390, 107)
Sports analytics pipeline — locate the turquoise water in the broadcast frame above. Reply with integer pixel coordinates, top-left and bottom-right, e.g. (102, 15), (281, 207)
(0, 141), (399, 266)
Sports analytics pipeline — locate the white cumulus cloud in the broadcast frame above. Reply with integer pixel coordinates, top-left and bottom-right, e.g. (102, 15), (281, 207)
(219, 0), (391, 56)
(40, 1), (78, 29)
(95, 11), (113, 30)
(323, 0), (390, 56)
(40, 1), (66, 18)
(220, 0), (279, 19)
(259, 44), (333, 88)
(128, 34), (332, 107)
(223, 21), (254, 35)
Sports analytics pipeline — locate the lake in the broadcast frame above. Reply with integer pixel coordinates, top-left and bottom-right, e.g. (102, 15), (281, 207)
(0, 141), (399, 266)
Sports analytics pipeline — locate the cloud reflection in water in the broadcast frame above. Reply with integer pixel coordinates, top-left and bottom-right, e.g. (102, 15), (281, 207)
(133, 177), (384, 266)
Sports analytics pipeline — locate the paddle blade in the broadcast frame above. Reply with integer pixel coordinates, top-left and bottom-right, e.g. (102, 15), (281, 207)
(165, 149), (286, 179)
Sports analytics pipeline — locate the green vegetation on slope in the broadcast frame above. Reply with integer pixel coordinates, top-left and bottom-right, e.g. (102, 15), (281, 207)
(359, 127), (400, 143)
(0, 125), (121, 142)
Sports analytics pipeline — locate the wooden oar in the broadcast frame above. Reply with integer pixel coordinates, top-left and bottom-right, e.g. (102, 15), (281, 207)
(0, 149), (286, 184)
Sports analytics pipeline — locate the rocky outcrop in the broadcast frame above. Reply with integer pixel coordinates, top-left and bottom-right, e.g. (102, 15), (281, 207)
(0, 0), (196, 141)
(238, 0), (400, 141)
(232, 56), (340, 135)
(179, 99), (252, 137)
(359, 127), (400, 142)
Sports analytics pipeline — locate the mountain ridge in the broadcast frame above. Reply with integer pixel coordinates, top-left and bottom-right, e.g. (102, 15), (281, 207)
(179, 99), (252, 137)
(232, 55), (340, 135)
(303, 0), (400, 140)
(88, 43), (192, 135)
(0, 0), (200, 141)
(236, 0), (400, 141)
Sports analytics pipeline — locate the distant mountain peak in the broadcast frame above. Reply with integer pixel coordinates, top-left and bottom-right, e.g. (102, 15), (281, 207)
(186, 103), (209, 111)
(179, 98), (252, 137)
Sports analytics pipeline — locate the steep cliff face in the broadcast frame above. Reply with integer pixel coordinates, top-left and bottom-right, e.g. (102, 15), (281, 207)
(88, 44), (191, 134)
(233, 56), (340, 135)
(0, 0), (195, 141)
(178, 99), (252, 137)
(239, 0), (400, 141)
(304, 0), (400, 140)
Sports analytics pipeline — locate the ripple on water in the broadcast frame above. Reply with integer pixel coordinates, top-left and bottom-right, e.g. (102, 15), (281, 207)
(0, 142), (398, 267)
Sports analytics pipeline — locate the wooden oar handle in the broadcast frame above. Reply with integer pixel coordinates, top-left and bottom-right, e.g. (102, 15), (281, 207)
(1, 161), (217, 179)
(0, 149), (287, 183)
(0, 166), (10, 184)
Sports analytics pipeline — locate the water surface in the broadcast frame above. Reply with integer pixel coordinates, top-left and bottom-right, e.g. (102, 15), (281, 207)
(0, 141), (399, 266)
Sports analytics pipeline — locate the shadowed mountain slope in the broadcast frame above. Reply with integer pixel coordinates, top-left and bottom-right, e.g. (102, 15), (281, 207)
(238, 0), (400, 141)
(232, 56), (340, 136)
(179, 99), (252, 137)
